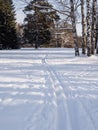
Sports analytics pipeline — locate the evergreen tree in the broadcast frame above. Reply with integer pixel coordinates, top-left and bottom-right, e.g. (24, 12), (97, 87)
(0, 0), (19, 49)
(23, 0), (60, 48)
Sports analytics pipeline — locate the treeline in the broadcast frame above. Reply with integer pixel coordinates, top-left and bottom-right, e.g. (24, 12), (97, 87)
(20, 0), (98, 56)
(0, 0), (19, 49)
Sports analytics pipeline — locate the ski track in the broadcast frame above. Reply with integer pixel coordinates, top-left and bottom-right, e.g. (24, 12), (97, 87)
(0, 48), (98, 130)
(24, 54), (58, 130)
(42, 55), (72, 130)
(25, 53), (72, 130)
(25, 52), (97, 130)
(57, 68), (96, 130)
(43, 55), (96, 130)
(58, 68), (98, 129)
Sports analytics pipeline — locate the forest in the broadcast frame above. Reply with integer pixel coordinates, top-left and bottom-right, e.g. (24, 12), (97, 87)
(0, 0), (98, 56)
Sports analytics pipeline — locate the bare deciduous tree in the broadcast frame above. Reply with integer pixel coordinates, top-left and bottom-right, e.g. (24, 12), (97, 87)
(70, 0), (79, 56)
(86, 0), (91, 56)
(81, 0), (86, 54)
(91, 0), (97, 55)
(53, 0), (80, 56)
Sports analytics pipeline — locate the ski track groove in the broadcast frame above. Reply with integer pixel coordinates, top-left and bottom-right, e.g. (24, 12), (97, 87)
(51, 62), (96, 130)
(42, 54), (72, 130)
(24, 52), (96, 130)
(58, 70), (96, 130)
(25, 54), (58, 130)
(44, 54), (96, 130)
(64, 73), (97, 130)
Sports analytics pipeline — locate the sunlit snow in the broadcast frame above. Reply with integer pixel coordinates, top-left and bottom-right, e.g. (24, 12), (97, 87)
(0, 48), (98, 130)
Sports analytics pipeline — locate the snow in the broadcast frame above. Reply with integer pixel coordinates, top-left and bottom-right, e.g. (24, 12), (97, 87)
(0, 48), (98, 130)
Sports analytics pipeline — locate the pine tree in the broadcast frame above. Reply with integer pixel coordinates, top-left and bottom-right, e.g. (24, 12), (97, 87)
(23, 0), (60, 48)
(0, 1), (6, 47)
(0, 0), (19, 49)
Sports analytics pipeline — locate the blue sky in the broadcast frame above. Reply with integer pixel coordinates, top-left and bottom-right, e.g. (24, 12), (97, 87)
(13, 0), (26, 23)
(15, 10), (25, 23)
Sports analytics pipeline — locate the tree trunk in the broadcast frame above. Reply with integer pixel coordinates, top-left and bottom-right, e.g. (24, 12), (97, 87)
(86, 0), (91, 56)
(91, 0), (97, 55)
(96, 39), (98, 53)
(96, 3), (98, 54)
(81, 0), (86, 54)
(70, 0), (79, 56)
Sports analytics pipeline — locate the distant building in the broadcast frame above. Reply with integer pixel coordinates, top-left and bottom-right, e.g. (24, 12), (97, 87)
(54, 20), (74, 48)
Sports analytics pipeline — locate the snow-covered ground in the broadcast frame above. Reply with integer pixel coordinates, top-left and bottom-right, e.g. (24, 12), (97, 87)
(0, 48), (98, 130)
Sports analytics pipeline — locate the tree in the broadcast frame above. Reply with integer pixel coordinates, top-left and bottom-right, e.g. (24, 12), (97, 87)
(70, 0), (79, 56)
(0, 10), (5, 45)
(0, 0), (19, 49)
(96, 7), (98, 54)
(23, 0), (60, 48)
(53, 0), (80, 56)
(91, 0), (97, 54)
(80, 0), (97, 56)
(86, 0), (91, 56)
(81, 0), (86, 54)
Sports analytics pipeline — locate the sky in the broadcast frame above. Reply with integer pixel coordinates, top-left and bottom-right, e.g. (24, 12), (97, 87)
(13, 0), (82, 36)
(13, 0), (61, 23)
(13, 0), (26, 23)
